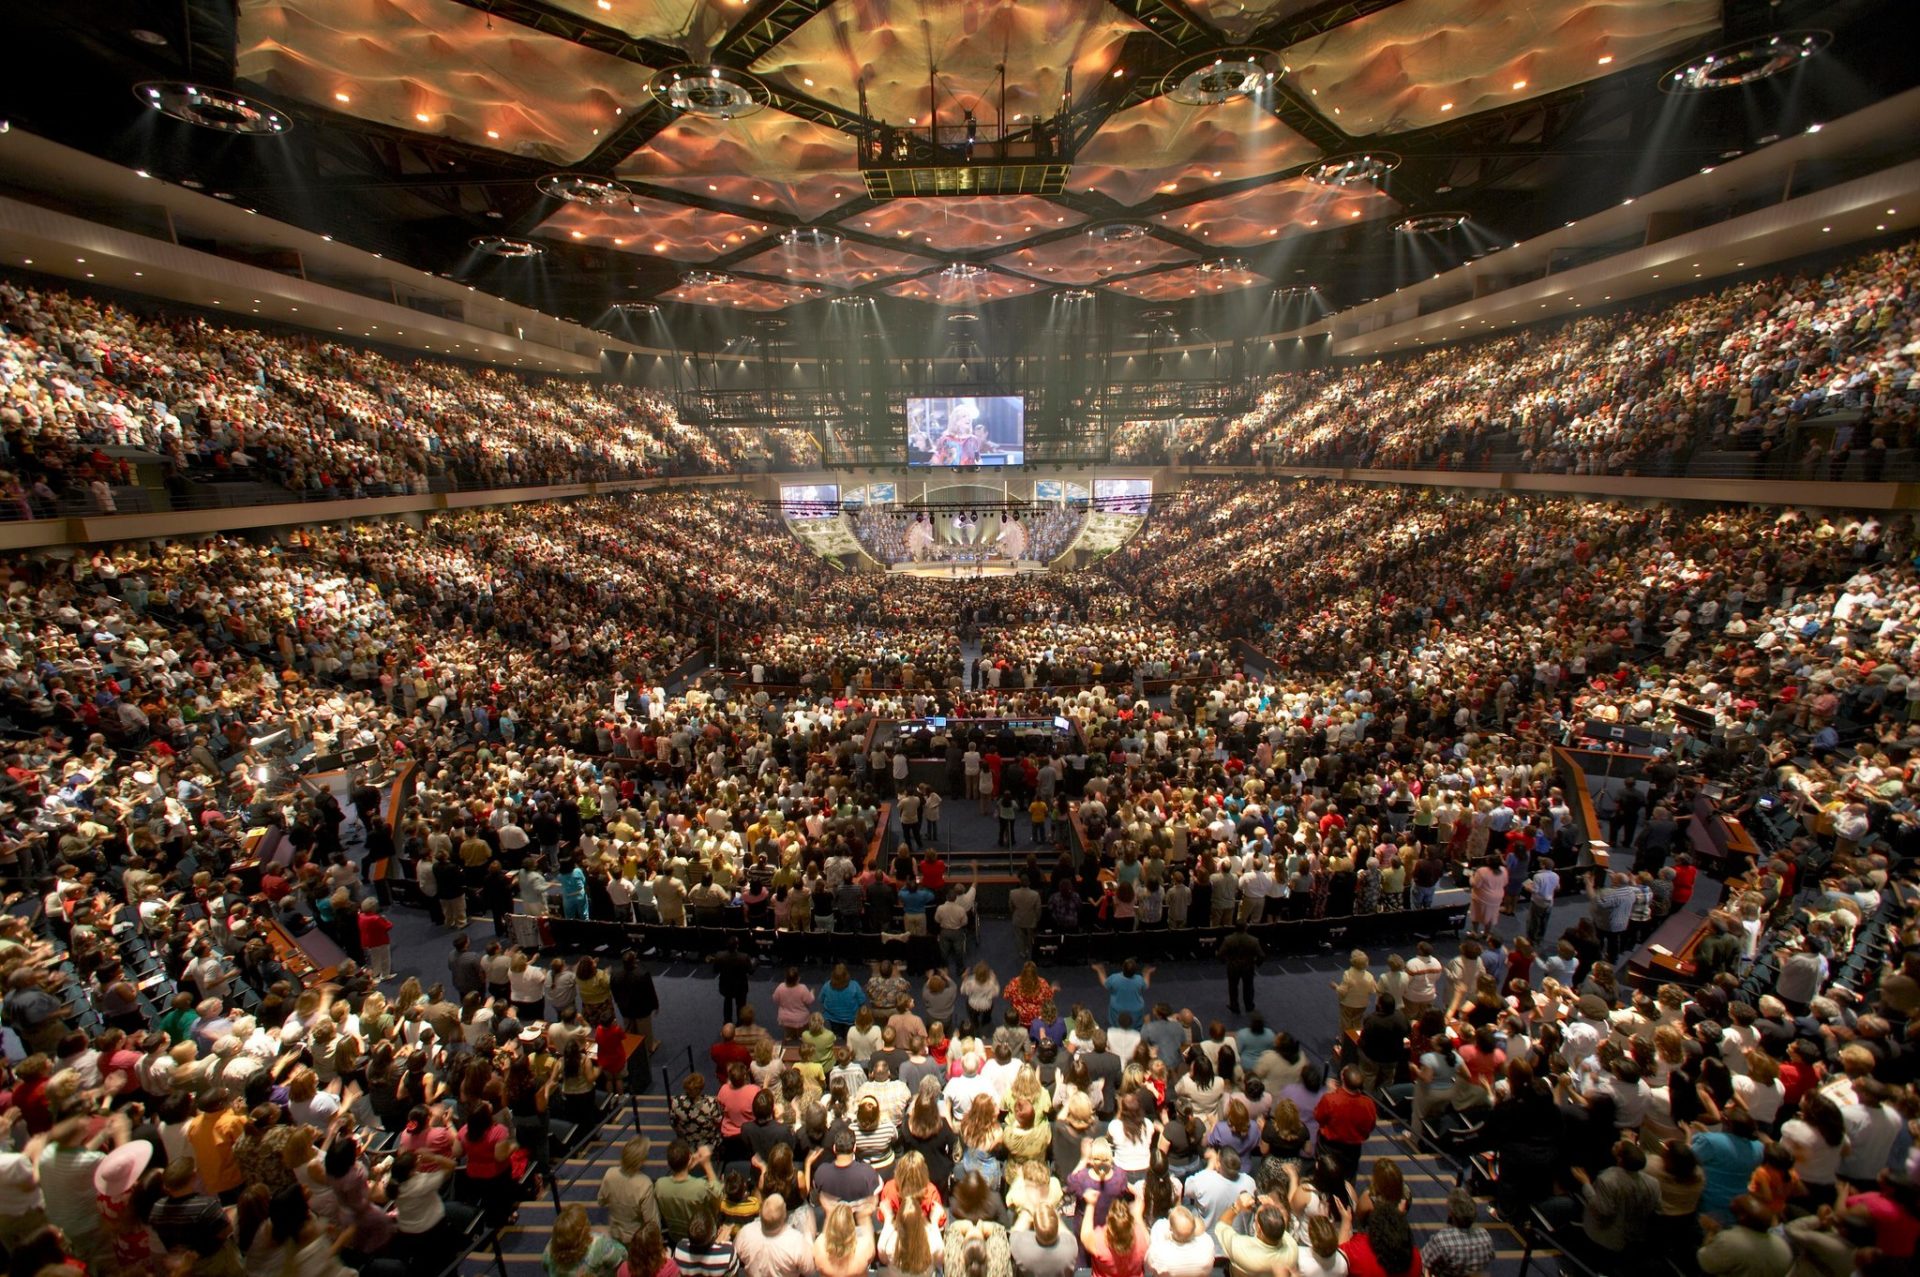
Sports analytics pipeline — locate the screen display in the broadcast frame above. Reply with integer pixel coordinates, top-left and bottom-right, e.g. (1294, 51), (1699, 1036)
(866, 482), (897, 504)
(1093, 478), (1153, 513)
(906, 396), (1025, 466)
(780, 483), (840, 518)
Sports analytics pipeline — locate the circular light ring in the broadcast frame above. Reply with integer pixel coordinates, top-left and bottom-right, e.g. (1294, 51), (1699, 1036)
(1164, 50), (1275, 106)
(1303, 151), (1400, 188)
(940, 263), (987, 281)
(1197, 257), (1247, 275)
(1140, 308), (1176, 320)
(470, 235), (544, 258)
(754, 317), (789, 331)
(682, 269), (734, 287)
(780, 228), (842, 248)
(829, 295), (869, 307)
(1660, 31), (1830, 93)
(1273, 284), (1318, 298)
(614, 302), (660, 315)
(1393, 211), (1468, 233)
(650, 65), (770, 119)
(1057, 288), (1096, 301)
(946, 311), (981, 323)
(536, 172), (634, 205)
(134, 82), (291, 135)
(1088, 222), (1152, 243)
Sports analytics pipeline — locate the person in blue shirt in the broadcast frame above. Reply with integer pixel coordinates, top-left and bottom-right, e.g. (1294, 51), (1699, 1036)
(1091, 959), (1153, 1024)
(1692, 1113), (1764, 1222)
(898, 880), (936, 930)
(558, 861), (590, 919)
(1234, 1012), (1276, 1064)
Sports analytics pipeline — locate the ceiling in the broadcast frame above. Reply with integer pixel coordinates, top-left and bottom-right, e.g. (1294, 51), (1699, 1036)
(3, 0), (1914, 347)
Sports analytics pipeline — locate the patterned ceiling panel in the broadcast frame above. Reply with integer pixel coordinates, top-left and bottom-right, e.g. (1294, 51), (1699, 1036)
(657, 277), (828, 310)
(748, 0), (1143, 129)
(534, 196), (772, 261)
(1104, 262), (1270, 299)
(615, 112), (866, 221)
(991, 232), (1194, 285)
(541, 0), (735, 44)
(734, 238), (937, 288)
(1154, 179), (1397, 248)
(235, 0), (654, 165)
(883, 271), (1046, 304)
(1071, 96), (1320, 205)
(1278, 0), (1722, 136)
(1187, 0), (1323, 41)
(839, 197), (1089, 252)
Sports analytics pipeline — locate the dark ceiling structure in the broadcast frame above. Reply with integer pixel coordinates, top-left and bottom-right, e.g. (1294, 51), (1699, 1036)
(5, 0), (1913, 347)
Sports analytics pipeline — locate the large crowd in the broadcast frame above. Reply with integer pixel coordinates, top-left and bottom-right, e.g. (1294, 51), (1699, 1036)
(1116, 237), (1920, 475)
(0, 245), (1917, 1277)
(0, 281), (819, 515)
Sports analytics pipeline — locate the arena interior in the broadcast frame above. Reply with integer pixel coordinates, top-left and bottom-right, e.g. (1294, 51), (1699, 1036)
(0, 5), (1917, 1277)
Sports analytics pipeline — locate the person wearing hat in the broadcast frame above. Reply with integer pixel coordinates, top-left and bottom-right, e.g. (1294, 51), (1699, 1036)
(93, 1139), (154, 1274)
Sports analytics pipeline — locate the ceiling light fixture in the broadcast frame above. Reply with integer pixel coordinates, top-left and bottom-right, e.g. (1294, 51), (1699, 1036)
(1057, 289), (1095, 301)
(1661, 30), (1830, 92)
(1393, 212), (1467, 233)
(1164, 51), (1273, 106)
(470, 236), (544, 258)
(682, 269), (734, 286)
(536, 172), (634, 206)
(134, 82), (291, 135)
(1304, 152), (1399, 188)
(780, 227), (841, 247)
(652, 65), (770, 119)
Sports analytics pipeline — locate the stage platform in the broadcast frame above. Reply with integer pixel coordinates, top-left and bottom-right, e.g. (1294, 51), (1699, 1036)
(887, 559), (1048, 578)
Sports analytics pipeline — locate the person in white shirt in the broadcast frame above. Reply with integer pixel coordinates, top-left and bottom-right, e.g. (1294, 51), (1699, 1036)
(1145, 1206), (1216, 1277)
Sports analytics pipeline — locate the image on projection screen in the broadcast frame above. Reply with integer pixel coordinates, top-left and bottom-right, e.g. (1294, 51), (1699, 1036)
(780, 484), (840, 518)
(905, 396), (1025, 466)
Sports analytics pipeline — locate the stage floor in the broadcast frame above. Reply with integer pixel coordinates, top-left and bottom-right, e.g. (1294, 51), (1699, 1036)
(887, 560), (1047, 578)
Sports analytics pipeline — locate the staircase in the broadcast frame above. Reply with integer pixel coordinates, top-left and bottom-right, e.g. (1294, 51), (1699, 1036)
(464, 1094), (1568, 1277)
(1362, 1110), (1568, 1277)
(463, 1090), (677, 1277)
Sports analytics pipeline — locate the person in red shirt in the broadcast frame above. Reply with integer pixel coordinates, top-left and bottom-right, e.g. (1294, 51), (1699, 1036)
(357, 898), (394, 981)
(1313, 1066), (1378, 1181)
(594, 1021), (629, 1097)
(1670, 855), (1698, 911)
(1341, 1206), (1422, 1277)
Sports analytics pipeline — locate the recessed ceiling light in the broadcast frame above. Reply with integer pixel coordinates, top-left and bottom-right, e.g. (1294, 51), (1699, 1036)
(415, 112), (431, 123)
(1512, 80), (1527, 90)
(486, 129), (500, 139)
(335, 92), (351, 103)
(1440, 102), (1453, 111)
(1597, 55), (1614, 65)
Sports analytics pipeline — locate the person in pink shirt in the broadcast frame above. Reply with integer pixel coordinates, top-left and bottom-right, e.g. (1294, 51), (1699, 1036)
(771, 968), (815, 1039)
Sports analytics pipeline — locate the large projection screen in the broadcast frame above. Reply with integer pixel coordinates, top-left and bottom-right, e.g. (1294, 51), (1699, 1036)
(905, 396), (1025, 466)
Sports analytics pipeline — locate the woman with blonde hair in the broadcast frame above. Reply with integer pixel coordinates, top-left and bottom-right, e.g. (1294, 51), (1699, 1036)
(880, 1151), (948, 1229)
(879, 1202), (942, 1277)
(1331, 950), (1377, 1035)
(1078, 1197), (1145, 1277)
(814, 1203), (874, 1277)
(543, 1202), (628, 1277)
(957, 1092), (1006, 1190)
(1004, 1158), (1062, 1219)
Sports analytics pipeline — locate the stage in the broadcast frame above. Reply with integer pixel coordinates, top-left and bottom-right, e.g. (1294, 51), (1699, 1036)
(887, 559), (1048, 578)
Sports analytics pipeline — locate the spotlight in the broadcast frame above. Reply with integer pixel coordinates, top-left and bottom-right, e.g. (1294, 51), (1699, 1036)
(940, 264), (987, 282)
(1392, 212), (1468, 233)
(1088, 222), (1151, 243)
(1197, 258), (1247, 275)
(133, 82), (291, 135)
(470, 236), (544, 258)
(1660, 31), (1830, 92)
(1058, 288), (1095, 301)
(682, 269), (734, 286)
